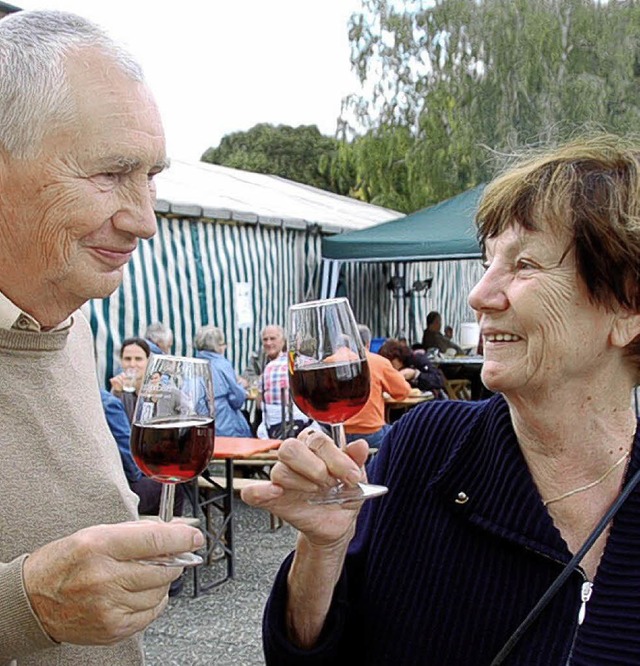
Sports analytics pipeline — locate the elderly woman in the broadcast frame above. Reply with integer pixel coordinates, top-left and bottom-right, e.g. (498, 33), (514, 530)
(242, 134), (640, 665)
(194, 325), (252, 437)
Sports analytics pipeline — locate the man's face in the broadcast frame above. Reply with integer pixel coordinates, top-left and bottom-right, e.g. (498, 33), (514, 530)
(262, 326), (285, 360)
(0, 47), (166, 326)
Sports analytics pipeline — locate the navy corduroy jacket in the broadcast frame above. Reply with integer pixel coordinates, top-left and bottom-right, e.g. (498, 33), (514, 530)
(263, 395), (640, 665)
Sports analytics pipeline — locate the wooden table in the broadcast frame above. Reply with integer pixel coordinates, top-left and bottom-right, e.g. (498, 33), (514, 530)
(433, 355), (484, 368)
(384, 392), (435, 422)
(189, 437), (280, 596)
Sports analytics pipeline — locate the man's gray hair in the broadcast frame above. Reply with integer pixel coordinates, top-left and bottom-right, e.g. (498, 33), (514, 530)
(0, 10), (145, 158)
(357, 324), (372, 347)
(261, 324), (285, 338)
(194, 325), (226, 354)
(145, 322), (173, 346)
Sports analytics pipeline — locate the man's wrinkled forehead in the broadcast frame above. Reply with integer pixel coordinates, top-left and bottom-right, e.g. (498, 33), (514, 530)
(263, 328), (283, 341)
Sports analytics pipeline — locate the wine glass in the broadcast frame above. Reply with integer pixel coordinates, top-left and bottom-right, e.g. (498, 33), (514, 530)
(287, 297), (388, 504)
(131, 355), (215, 566)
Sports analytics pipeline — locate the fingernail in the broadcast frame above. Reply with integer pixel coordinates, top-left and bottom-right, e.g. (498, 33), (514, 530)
(193, 530), (205, 548)
(266, 484), (284, 498)
(346, 470), (362, 485)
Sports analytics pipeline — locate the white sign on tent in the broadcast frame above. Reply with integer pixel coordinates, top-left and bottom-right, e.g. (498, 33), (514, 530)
(235, 282), (253, 329)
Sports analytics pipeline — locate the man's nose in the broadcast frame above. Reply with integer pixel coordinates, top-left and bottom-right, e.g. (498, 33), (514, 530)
(112, 179), (157, 239)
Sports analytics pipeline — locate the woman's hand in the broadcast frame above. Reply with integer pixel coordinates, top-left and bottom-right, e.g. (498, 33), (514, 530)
(109, 373), (125, 393)
(241, 429), (369, 547)
(241, 430), (371, 649)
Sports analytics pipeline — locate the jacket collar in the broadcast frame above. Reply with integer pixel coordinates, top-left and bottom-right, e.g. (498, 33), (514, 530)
(431, 395), (640, 565)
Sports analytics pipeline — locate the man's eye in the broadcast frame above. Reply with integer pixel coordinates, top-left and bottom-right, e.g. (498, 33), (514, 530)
(89, 173), (122, 190)
(515, 259), (536, 271)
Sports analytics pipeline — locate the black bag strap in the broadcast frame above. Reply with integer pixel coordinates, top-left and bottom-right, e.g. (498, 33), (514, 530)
(490, 465), (640, 665)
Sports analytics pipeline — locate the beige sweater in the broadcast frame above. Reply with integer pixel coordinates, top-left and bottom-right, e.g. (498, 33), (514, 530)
(0, 312), (143, 665)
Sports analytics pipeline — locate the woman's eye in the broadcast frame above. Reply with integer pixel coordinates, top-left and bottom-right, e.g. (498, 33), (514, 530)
(515, 259), (536, 271)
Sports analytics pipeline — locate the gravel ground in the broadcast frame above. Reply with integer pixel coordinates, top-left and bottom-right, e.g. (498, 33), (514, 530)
(144, 498), (297, 666)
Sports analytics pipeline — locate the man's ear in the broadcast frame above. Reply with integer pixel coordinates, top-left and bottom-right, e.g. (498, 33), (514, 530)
(611, 310), (640, 349)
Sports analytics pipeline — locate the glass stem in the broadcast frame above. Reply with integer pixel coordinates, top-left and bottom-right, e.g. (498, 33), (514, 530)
(159, 483), (175, 522)
(331, 422), (347, 452)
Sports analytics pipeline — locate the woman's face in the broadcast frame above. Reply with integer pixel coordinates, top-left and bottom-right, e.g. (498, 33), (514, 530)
(121, 343), (150, 377)
(468, 224), (616, 398)
(390, 357), (404, 371)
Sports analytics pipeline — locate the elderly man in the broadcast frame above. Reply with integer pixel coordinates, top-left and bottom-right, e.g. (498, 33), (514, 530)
(0, 10), (202, 665)
(242, 324), (286, 384)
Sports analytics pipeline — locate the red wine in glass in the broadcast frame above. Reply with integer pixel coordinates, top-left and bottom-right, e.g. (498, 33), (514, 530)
(289, 360), (370, 424)
(132, 354), (215, 566)
(288, 297), (388, 504)
(131, 417), (215, 483)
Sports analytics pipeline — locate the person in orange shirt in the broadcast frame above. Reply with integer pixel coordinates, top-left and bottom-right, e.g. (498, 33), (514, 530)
(344, 325), (411, 447)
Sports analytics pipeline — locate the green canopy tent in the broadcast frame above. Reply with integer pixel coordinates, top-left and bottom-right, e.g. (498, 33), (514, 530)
(321, 184), (485, 263)
(319, 185), (486, 340)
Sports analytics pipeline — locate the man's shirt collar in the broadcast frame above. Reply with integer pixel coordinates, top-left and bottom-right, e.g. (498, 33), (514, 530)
(0, 291), (71, 331)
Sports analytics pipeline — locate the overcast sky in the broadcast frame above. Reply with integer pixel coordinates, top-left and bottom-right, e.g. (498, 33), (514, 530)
(16, 0), (364, 161)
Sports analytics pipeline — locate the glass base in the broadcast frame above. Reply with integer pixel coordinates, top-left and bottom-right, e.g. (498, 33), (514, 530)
(138, 551), (203, 567)
(307, 482), (388, 506)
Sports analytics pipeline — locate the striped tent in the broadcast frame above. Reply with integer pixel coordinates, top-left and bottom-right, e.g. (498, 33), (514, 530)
(320, 258), (484, 345)
(320, 186), (487, 344)
(86, 160), (400, 388)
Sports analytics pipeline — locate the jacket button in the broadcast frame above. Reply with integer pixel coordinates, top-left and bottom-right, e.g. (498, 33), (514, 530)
(455, 492), (469, 504)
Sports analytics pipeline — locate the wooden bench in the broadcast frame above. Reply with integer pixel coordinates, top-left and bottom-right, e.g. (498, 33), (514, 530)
(233, 449), (279, 478)
(198, 475), (283, 531)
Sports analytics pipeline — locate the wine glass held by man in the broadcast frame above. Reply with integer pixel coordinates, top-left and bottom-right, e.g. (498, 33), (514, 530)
(130, 355), (215, 566)
(242, 134), (640, 665)
(0, 10), (203, 663)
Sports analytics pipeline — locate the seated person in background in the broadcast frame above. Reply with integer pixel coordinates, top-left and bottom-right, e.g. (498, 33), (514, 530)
(344, 325), (411, 447)
(242, 324), (286, 385)
(421, 311), (464, 355)
(257, 351), (316, 439)
(194, 325), (252, 437)
(109, 337), (151, 423)
(379, 338), (448, 399)
(241, 324), (286, 433)
(144, 321), (173, 355)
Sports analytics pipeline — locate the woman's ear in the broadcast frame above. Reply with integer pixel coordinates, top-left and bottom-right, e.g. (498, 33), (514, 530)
(611, 310), (640, 349)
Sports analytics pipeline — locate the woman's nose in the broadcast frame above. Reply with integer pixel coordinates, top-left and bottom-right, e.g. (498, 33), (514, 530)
(468, 265), (509, 313)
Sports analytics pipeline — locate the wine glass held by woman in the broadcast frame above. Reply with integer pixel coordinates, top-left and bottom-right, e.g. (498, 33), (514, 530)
(286, 298), (388, 504)
(242, 134), (640, 665)
(131, 355), (215, 566)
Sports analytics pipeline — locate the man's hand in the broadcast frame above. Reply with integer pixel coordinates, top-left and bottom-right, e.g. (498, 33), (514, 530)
(23, 520), (203, 645)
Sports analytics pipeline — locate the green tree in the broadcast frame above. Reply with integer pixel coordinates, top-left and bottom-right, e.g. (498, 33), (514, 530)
(342, 0), (640, 209)
(201, 123), (350, 194)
